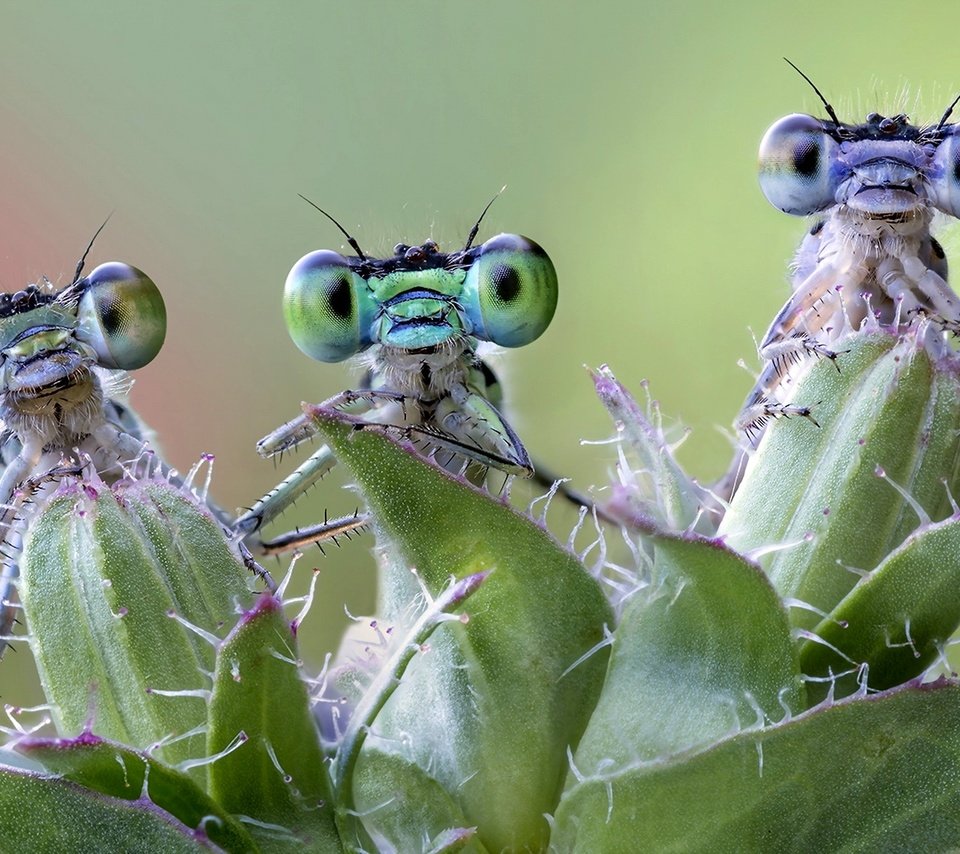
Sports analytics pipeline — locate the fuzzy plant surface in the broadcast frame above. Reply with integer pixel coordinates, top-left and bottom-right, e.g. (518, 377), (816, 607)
(3, 324), (960, 852)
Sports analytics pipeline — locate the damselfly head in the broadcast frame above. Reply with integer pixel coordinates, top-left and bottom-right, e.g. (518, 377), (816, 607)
(759, 108), (960, 219)
(283, 226), (557, 363)
(0, 262), (165, 405)
(760, 63), (960, 219)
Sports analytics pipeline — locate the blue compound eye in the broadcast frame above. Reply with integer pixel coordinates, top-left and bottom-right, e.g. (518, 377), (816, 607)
(75, 262), (166, 370)
(933, 125), (960, 218)
(282, 250), (374, 363)
(462, 234), (558, 347)
(758, 114), (839, 215)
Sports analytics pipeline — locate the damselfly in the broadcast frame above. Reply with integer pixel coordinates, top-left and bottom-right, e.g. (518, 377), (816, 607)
(235, 200), (559, 549)
(729, 67), (960, 489)
(0, 233), (169, 649)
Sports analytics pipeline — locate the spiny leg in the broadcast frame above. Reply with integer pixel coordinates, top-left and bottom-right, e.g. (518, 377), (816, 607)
(94, 421), (361, 559)
(235, 389), (403, 550)
(256, 509), (369, 556)
(255, 412), (322, 459)
(250, 386), (534, 544)
(0, 439), (44, 649)
(760, 331), (841, 379)
(255, 389), (405, 458)
(761, 258), (868, 348)
(240, 388), (387, 534)
(234, 443), (340, 536)
(0, 439), (43, 514)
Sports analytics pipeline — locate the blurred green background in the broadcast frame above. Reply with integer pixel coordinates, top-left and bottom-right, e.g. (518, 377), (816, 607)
(1, 1), (957, 700)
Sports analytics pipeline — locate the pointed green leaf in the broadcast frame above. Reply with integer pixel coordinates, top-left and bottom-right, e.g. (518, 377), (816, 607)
(207, 595), (340, 853)
(0, 765), (211, 852)
(16, 733), (256, 853)
(801, 514), (960, 698)
(571, 533), (803, 776)
(308, 406), (612, 853)
(554, 681), (960, 851)
(21, 475), (254, 770)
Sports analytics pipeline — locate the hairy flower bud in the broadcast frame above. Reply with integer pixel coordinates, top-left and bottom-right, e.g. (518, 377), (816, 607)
(720, 329), (960, 624)
(20, 472), (256, 770)
(718, 327), (960, 698)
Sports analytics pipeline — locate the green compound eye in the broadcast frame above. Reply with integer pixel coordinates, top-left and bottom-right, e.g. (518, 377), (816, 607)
(758, 113), (839, 215)
(462, 233), (558, 348)
(76, 262), (166, 370)
(282, 250), (374, 363)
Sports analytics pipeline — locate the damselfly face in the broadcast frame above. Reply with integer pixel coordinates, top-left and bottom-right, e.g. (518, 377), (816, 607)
(282, 233), (557, 365)
(759, 111), (960, 219)
(0, 263), (165, 446)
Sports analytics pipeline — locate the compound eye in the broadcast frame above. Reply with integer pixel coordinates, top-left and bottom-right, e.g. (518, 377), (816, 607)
(463, 234), (558, 347)
(282, 250), (371, 362)
(76, 262), (166, 370)
(758, 114), (839, 215)
(933, 125), (960, 218)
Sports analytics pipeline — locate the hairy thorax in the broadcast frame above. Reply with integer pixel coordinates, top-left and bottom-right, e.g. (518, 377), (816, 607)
(369, 339), (474, 401)
(2, 362), (105, 448)
(791, 206), (951, 341)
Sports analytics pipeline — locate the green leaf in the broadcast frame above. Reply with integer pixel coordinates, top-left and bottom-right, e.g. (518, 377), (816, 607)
(333, 573), (489, 799)
(207, 595), (340, 853)
(719, 331), (960, 628)
(21, 476), (255, 770)
(801, 515), (960, 698)
(16, 733), (256, 853)
(570, 533), (803, 775)
(339, 750), (488, 854)
(553, 681), (960, 851)
(308, 405), (613, 853)
(0, 765), (210, 852)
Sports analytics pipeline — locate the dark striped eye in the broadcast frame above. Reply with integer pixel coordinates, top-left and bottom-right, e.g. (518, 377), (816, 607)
(461, 234), (558, 347)
(758, 114), (839, 215)
(75, 263), (166, 370)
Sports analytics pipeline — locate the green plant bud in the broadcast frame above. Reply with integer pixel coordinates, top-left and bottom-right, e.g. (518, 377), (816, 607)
(719, 329), (960, 632)
(20, 473), (256, 772)
(591, 366), (712, 533)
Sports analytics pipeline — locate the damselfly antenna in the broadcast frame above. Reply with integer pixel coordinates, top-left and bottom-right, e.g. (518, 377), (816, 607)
(784, 58), (842, 127)
(297, 194), (367, 261)
(936, 93), (960, 132)
(73, 214), (112, 284)
(464, 185), (506, 251)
